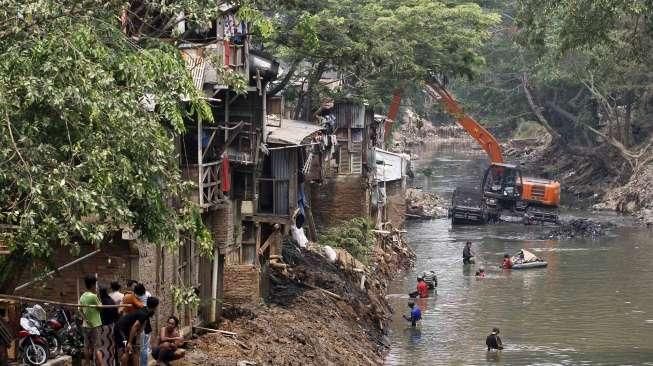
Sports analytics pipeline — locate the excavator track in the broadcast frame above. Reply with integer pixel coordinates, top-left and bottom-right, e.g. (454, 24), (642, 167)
(524, 206), (559, 224)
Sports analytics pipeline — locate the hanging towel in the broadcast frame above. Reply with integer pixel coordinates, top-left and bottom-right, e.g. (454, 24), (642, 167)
(221, 156), (231, 193)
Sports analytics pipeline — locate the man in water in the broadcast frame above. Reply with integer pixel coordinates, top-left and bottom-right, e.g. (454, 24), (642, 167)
(416, 276), (429, 298)
(486, 327), (504, 351)
(402, 302), (422, 327)
(463, 241), (474, 264)
(502, 254), (513, 269)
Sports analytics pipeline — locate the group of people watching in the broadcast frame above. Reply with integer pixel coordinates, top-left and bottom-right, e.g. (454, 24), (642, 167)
(79, 275), (185, 365)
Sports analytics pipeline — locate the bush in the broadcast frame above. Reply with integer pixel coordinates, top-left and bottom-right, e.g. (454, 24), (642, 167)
(319, 217), (375, 262)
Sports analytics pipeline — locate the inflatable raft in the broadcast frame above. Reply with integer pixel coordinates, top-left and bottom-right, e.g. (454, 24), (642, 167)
(510, 249), (548, 270)
(511, 261), (548, 269)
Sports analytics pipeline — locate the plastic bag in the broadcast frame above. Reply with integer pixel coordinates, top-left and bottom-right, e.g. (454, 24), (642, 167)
(290, 225), (308, 248)
(323, 245), (337, 263)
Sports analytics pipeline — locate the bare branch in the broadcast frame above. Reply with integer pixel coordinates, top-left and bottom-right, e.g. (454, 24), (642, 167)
(520, 72), (561, 140)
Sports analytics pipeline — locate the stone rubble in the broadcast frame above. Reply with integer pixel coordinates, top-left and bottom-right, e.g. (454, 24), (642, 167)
(405, 188), (447, 220)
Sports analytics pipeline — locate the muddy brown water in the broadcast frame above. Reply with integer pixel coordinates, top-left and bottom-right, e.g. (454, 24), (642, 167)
(386, 146), (653, 365)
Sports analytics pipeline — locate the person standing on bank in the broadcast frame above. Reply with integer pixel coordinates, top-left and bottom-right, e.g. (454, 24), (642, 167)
(135, 284), (152, 366)
(109, 281), (124, 305)
(79, 274), (102, 366)
(463, 241), (475, 264)
(115, 297), (159, 366)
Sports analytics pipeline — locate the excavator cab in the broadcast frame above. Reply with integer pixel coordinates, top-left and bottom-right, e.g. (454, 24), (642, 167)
(482, 163), (523, 220)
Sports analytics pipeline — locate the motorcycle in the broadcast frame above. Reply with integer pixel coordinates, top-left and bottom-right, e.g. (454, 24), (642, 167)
(52, 308), (84, 357)
(18, 305), (50, 365)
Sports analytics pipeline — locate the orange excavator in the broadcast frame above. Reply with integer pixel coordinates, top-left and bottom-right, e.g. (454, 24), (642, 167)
(384, 80), (560, 224)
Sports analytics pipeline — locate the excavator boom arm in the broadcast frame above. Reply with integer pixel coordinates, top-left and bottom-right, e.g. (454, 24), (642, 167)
(425, 82), (504, 164)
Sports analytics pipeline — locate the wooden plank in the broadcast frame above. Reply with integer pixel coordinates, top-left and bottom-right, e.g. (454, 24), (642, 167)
(258, 229), (280, 256)
(193, 326), (236, 337)
(0, 294), (131, 309)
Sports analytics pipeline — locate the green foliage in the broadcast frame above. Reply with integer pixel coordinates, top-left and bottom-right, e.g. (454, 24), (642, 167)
(257, 0), (500, 109)
(319, 217), (375, 262)
(208, 56), (249, 95)
(0, 1), (216, 288)
(170, 284), (201, 310)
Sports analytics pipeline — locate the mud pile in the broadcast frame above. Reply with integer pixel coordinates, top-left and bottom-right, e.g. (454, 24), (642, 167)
(543, 219), (611, 239)
(405, 188), (447, 219)
(186, 235), (414, 366)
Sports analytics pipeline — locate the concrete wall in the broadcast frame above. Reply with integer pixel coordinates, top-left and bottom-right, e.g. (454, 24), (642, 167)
(309, 175), (369, 230)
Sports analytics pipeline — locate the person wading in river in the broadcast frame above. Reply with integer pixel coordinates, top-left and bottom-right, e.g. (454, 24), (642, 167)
(416, 276), (429, 298)
(463, 241), (474, 264)
(486, 327), (504, 351)
(502, 254), (513, 269)
(403, 302), (422, 327)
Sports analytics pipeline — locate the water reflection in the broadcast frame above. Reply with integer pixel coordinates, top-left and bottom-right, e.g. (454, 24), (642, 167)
(386, 147), (653, 365)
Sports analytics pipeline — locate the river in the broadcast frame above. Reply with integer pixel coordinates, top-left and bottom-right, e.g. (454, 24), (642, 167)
(385, 146), (653, 365)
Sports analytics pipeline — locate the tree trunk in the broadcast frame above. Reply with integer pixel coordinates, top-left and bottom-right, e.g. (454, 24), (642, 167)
(623, 99), (632, 147)
(521, 72), (562, 141)
(268, 59), (300, 96)
(298, 61), (327, 121)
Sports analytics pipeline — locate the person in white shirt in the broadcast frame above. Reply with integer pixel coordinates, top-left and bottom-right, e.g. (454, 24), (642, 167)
(109, 281), (124, 305)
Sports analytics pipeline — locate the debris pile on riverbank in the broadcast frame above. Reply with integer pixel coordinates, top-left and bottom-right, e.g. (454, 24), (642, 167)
(186, 231), (414, 365)
(391, 109), (473, 153)
(405, 188), (447, 219)
(543, 219), (611, 239)
(502, 137), (549, 164)
(595, 166), (653, 224)
(504, 137), (653, 223)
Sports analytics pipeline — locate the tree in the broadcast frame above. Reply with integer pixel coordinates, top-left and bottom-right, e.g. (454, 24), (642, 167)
(257, 0), (500, 116)
(0, 0), (216, 292)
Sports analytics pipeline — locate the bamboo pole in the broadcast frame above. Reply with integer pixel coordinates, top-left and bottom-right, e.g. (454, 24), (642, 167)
(0, 294), (132, 309)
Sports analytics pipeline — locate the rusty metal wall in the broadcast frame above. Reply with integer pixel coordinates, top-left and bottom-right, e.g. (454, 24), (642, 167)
(334, 102), (365, 129)
(271, 149), (291, 179)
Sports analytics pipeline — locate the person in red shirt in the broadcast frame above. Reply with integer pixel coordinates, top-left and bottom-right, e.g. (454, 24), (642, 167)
(502, 254), (513, 269)
(416, 276), (429, 298)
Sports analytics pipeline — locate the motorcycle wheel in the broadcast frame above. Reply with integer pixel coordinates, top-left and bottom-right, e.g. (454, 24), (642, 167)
(47, 335), (61, 357)
(23, 343), (48, 365)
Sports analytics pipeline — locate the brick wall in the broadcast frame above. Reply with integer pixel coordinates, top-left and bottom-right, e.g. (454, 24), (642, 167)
(223, 265), (260, 305)
(309, 175), (369, 231)
(385, 179), (406, 229)
(15, 243), (134, 304)
(209, 202), (235, 252)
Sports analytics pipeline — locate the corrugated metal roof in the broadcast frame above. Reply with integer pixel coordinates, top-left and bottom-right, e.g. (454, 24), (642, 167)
(266, 118), (323, 145)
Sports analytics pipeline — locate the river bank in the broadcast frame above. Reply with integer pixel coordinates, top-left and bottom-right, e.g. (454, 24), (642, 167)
(185, 231), (415, 365)
(503, 137), (653, 226)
